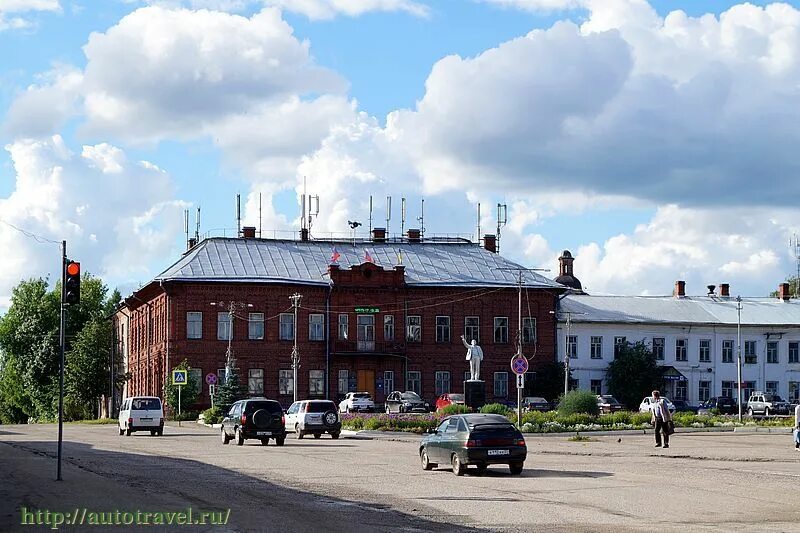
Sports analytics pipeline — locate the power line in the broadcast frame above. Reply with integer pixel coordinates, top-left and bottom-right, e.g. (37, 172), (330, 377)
(298, 287), (507, 315)
(0, 219), (61, 246)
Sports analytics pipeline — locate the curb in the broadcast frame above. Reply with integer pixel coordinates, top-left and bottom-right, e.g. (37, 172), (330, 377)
(733, 426), (792, 434)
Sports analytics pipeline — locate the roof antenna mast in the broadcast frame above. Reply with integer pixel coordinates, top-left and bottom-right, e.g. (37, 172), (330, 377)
(792, 233), (800, 298)
(476, 202), (481, 245)
(195, 206), (201, 242)
(369, 195), (373, 233)
(184, 209), (190, 249)
(497, 203), (508, 255)
(401, 197), (406, 236)
(236, 193), (241, 237)
(386, 196), (392, 238)
(417, 198), (425, 238)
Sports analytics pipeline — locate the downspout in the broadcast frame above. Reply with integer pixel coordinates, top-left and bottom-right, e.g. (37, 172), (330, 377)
(160, 280), (170, 403)
(326, 285), (331, 400)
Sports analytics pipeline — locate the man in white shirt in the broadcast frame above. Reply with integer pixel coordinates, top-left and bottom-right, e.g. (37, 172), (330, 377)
(650, 390), (672, 449)
(794, 403), (800, 450)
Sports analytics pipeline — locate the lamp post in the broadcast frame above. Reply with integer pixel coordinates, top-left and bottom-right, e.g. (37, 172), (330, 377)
(289, 293), (303, 403)
(736, 296), (743, 422)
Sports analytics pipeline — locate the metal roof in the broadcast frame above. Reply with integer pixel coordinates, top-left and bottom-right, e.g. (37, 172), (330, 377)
(154, 238), (565, 289)
(560, 294), (800, 327)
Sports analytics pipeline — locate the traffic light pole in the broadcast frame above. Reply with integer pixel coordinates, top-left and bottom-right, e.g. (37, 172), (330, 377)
(57, 240), (66, 481)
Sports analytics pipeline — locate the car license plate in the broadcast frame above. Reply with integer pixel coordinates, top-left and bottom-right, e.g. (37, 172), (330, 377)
(140, 418), (152, 421)
(257, 431), (272, 436)
(488, 449), (510, 456)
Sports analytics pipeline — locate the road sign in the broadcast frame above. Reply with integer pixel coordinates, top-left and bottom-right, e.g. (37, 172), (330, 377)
(516, 373), (525, 389)
(172, 369), (187, 386)
(205, 373), (217, 385)
(511, 355), (529, 375)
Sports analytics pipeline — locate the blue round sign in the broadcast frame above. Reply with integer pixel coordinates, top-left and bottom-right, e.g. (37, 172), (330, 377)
(511, 355), (529, 375)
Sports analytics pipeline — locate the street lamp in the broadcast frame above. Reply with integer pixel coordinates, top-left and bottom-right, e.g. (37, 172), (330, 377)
(736, 296), (743, 422)
(210, 301), (253, 382)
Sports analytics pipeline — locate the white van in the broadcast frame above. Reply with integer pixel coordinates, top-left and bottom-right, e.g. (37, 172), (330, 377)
(118, 396), (164, 436)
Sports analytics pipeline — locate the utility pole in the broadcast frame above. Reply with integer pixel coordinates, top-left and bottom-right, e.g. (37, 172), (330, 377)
(736, 296), (743, 422)
(550, 309), (585, 397)
(57, 240), (66, 481)
(290, 293), (303, 403)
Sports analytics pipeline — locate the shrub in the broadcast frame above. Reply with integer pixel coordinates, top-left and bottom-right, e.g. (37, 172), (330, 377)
(202, 406), (223, 425)
(630, 412), (652, 426)
(438, 404), (471, 416)
(480, 403), (512, 415)
(557, 390), (600, 416)
(171, 410), (199, 422)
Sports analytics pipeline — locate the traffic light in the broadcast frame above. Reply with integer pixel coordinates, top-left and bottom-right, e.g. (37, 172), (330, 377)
(64, 260), (81, 305)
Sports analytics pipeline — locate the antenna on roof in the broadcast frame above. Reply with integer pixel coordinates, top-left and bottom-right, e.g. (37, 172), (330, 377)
(307, 194), (319, 234)
(236, 193), (241, 237)
(195, 206), (201, 242)
(386, 196), (392, 238)
(497, 203), (508, 254)
(417, 198), (425, 237)
(368, 195), (373, 233)
(258, 192), (262, 238)
(476, 202), (481, 245)
(301, 176), (307, 232)
(184, 209), (190, 249)
(401, 197), (406, 236)
(792, 233), (800, 298)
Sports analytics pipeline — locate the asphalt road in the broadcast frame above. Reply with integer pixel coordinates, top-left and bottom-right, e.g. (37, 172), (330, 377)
(2, 423), (800, 532)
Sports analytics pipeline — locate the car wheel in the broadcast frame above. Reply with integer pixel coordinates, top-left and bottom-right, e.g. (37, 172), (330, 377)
(118, 426), (124, 436)
(261, 438), (270, 446)
(157, 428), (163, 436)
(150, 430), (156, 436)
(235, 428), (244, 446)
(314, 433), (321, 439)
(330, 432), (340, 440)
(748, 407), (754, 417)
(476, 463), (488, 474)
(275, 437), (285, 446)
(451, 454), (465, 476)
(296, 425), (304, 439)
(509, 462), (523, 475)
(346, 407), (351, 414)
(125, 427), (132, 436)
(323, 410), (338, 428)
(764, 408), (770, 418)
(386, 405), (391, 414)
(421, 449), (434, 471)
(221, 428), (230, 445)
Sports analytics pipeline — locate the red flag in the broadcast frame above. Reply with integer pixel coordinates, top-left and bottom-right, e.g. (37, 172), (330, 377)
(330, 246), (341, 264)
(364, 249), (374, 263)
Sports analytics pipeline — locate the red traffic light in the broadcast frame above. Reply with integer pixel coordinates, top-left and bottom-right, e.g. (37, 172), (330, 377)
(66, 262), (80, 276)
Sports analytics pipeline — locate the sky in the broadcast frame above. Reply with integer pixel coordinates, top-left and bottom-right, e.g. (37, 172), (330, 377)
(2, 0), (800, 311)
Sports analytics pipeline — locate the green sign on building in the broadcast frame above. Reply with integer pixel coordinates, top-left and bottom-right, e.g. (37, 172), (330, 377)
(354, 307), (380, 314)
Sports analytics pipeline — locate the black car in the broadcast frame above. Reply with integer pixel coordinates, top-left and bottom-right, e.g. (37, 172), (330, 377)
(221, 398), (286, 446)
(523, 397), (552, 412)
(596, 395), (624, 414)
(697, 397), (737, 416)
(671, 400), (698, 413)
(419, 413), (527, 476)
(386, 391), (430, 413)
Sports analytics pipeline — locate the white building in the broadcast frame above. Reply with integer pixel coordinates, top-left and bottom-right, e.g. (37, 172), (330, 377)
(555, 278), (800, 406)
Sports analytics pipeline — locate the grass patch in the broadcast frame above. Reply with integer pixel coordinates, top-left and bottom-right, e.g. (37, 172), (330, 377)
(568, 434), (593, 442)
(69, 418), (116, 425)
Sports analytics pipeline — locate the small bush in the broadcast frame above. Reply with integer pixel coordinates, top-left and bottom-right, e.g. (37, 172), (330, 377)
(171, 410), (199, 422)
(557, 390), (600, 416)
(70, 418), (116, 425)
(480, 403), (512, 415)
(629, 412), (652, 426)
(438, 404), (471, 416)
(202, 406), (223, 425)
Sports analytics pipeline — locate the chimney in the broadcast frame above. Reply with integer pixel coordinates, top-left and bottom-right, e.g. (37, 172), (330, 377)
(187, 237), (197, 249)
(558, 250), (575, 276)
(483, 234), (497, 253)
(241, 226), (256, 239)
(673, 280), (686, 298)
(300, 228), (309, 241)
(407, 228), (421, 243)
(372, 227), (386, 243)
(707, 284), (716, 296)
(720, 283), (730, 297)
(779, 282), (791, 301)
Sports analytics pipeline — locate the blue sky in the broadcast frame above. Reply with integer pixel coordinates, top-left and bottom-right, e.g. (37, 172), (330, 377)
(2, 0), (800, 307)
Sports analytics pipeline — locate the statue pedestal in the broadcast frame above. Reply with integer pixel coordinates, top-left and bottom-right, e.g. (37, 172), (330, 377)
(464, 380), (486, 411)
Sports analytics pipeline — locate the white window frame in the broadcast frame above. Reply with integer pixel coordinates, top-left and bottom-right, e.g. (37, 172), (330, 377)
(309, 370), (324, 396)
(699, 380), (710, 402)
(765, 381), (779, 395)
(653, 337), (665, 360)
(186, 312), (202, 340)
(384, 315), (395, 342)
(566, 335), (577, 358)
(248, 368), (264, 396)
(699, 339), (711, 363)
(435, 316), (451, 343)
(590, 379), (602, 395)
(744, 340), (757, 364)
(494, 372), (508, 398)
(188, 368), (202, 394)
(248, 312), (264, 340)
(590, 336), (603, 359)
(279, 313), (294, 341)
(767, 341), (778, 364)
(613, 336), (626, 358)
(722, 340), (734, 363)
(464, 316), (480, 344)
(407, 371), (421, 395)
(789, 342), (799, 364)
(494, 317), (509, 344)
(406, 315), (421, 343)
(217, 312), (231, 341)
(338, 369), (349, 394)
(309, 313), (325, 341)
(675, 339), (687, 362)
(383, 371), (394, 394)
(279, 369), (293, 396)
(522, 317), (536, 344)
(435, 371), (451, 396)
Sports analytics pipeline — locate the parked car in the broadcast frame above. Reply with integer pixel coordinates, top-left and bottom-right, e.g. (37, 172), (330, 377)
(419, 414), (527, 476)
(285, 400), (341, 439)
(338, 392), (375, 413)
(596, 395), (624, 414)
(523, 397), (552, 412)
(118, 396), (164, 436)
(697, 397), (738, 416)
(386, 391), (430, 413)
(220, 398), (286, 446)
(639, 396), (676, 414)
(435, 393), (465, 411)
(746, 392), (791, 417)
(671, 400), (698, 413)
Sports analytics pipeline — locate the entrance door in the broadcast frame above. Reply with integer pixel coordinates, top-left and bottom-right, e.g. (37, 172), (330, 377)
(357, 369), (376, 397)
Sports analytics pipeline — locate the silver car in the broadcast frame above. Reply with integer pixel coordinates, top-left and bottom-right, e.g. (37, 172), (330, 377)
(746, 392), (791, 417)
(285, 400), (342, 439)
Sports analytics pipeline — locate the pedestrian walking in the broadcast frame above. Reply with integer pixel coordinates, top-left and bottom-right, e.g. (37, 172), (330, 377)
(794, 402), (800, 451)
(650, 390), (672, 449)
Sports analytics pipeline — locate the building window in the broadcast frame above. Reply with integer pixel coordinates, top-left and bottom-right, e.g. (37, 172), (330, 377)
(279, 370), (293, 396)
(407, 371), (421, 395)
(309, 370), (324, 396)
(699, 339), (711, 363)
(189, 368), (202, 394)
(722, 340), (733, 363)
(675, 382), (687, 400)
(186, 312), (202, 339)
(789, 381), (799, 402)
(338, 370), (349, 395)
(279, 313), (294, 341)
(743, 381), (757, 400)
(435, 371), (451, 395)
(494, 317), (509, 344)
(248, 369), (264, 395)
(383, 371), (394, 394)
(569, 378), (579, 391)
(699, 380), (710, 402)
(675, 339), (687, 362)
(357, 315), (375, 350)
(613, 336), (626, 358)
(721, 380), (734, 398)
(765, 381), (778, 395)
(590, 379), (602, 395)
(522, 317), (536, 344)
(248, 312), (264, 340)
(744, 340), (757, 364)
(384, 315), (394, 341)
(217, 312), (231, 341)
(309, 314), (325, 341)
(590, 336), (603, 359)
(338, 314), (349, 340)
(567, 335), (577, 358)
(217, 368), (227, 385)
(464, 316), (480, 344)
(652, 338), (664, 360)
(767, 341), (778, 364)
(494, 372), (508, 398)
(435, 316), (451, 343)
(790, 342), (799, 364)
(406, 316), (421, 343)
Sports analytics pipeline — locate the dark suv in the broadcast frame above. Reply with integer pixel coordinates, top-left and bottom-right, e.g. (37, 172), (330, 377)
(221, 398), (286, 446)
(697, 397), (737, 416)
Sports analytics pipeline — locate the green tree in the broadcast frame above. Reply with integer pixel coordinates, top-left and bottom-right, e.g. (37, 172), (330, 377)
(605, 341), (664, 410)
(557, 389), (600, 416)
(164, 359), (199, 416)
(770, 277), (799, 298)
(530, 361), (568, 403)
(213, 357), (248, 413)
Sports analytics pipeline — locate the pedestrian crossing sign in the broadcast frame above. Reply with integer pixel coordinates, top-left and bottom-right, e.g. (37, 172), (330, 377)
(172, 369), (187, 386)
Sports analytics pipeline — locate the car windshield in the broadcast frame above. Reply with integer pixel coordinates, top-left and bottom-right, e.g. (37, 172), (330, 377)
(449, 394), (464, 402)
(600, 396), (618, 403)
(770, 395), (784, 402)
(401, 392), (422, 401)
(307, 401), (335, 413)
(527, 397), (546, 403)
(244, 401), (282, 414)
(353, 393), (371, 399)
(131, 398), (161, 410)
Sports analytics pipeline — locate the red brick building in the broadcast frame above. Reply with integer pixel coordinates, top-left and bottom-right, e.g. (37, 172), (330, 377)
(116, 230), (566, 409)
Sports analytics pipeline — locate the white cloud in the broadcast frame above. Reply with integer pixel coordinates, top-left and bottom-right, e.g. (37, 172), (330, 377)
(265, 0), (429, 20)
(3, 65), (83, 137)
(480, 0), (582, 12)
(0, 0), (60, 31)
